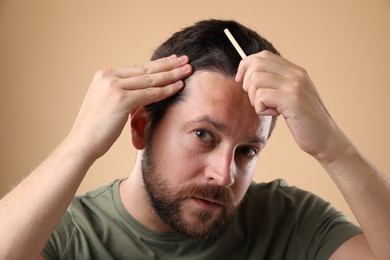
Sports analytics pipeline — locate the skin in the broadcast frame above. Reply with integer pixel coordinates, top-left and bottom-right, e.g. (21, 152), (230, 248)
(237, 51), (388, 259)
(0, 54), (193, 259)
(0, 50), (388, 259)
(121, 71), (267, 237)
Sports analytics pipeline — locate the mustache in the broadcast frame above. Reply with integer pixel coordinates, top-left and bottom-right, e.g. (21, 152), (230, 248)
(176, 184), (233, 205)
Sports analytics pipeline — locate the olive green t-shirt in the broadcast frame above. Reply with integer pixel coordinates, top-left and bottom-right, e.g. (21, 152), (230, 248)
(42, 179), (361, 259)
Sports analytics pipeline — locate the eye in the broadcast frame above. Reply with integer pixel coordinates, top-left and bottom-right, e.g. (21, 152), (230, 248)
(194, 129), (215, 143)
(236, 146), (258, 158)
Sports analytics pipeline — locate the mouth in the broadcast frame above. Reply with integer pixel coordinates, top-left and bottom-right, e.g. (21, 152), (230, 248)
(191, 196), (224, 211)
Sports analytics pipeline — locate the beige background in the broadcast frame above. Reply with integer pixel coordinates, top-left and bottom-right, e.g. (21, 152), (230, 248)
(1, 1), (389, 225)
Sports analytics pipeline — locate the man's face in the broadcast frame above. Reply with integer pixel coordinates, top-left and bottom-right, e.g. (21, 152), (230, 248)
(141, 71), (270, 239)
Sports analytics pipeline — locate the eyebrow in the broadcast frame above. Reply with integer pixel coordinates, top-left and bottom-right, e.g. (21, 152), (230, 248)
(184, 115), (266, 145)
(188, 115), (228, 131)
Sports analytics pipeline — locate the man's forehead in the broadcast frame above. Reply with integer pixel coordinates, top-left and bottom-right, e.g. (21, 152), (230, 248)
(184, 70), (232, 88)
(178, 71), (270, 141)
(182, 71), (240, 102)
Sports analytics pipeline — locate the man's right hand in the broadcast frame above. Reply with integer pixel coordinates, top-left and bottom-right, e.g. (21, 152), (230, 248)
(67, 55), (192, 160)
(0, 55), (192, 260)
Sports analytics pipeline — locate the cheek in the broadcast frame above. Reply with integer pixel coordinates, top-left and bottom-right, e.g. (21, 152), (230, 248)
(233, 160), (258, 200)
(231, 179), (251, 206)
(235, 156), (258, 180)
(157, 148), (205, 184)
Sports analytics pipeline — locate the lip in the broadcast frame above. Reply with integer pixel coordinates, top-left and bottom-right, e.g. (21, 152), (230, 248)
(191, 196), (223, 211)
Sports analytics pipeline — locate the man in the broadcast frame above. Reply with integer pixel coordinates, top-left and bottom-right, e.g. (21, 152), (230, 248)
(0, 19), (388, 259)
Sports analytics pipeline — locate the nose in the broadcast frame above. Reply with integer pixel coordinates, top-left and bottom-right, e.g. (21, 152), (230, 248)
(205, 148), (236, 187)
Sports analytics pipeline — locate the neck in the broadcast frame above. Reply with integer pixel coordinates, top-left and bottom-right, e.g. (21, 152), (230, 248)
(119, 152), (173, 233)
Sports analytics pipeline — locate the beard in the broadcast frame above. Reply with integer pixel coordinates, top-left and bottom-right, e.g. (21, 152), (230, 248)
(141, 141), (238, 240)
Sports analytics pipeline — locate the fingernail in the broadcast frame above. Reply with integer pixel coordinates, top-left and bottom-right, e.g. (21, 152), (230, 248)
(174, 80), (184, 88)
(178, 55), (187, 63)
(180, 64), (191, 72)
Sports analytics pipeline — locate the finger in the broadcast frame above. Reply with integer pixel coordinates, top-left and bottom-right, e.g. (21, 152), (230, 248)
(254, 88), (269, 114)
(242, 59), (297, 92)
(113, 55), (189, 78)
(236, 51), (277, 82)
(253, 88), (281, 115)
(237, 50), (299, 83)
(125, 80), (185, 108)
(117, 63), (192, 90)
(246, 72), (284, 107)
(247, 80), (256, 107)
(243, 71), (286, 93)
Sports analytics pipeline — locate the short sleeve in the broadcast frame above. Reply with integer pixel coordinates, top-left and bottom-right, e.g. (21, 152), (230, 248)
(41, 209), (77, 259)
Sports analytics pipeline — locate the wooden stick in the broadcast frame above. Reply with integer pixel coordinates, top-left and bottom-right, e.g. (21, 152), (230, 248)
(224, 28), (273, 131)
(224, 28), (247, 59)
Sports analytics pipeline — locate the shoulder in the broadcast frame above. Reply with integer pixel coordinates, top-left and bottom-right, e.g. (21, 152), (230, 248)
(42, 179), (122, 259)
(245, 178), (311, 206)
(77, 179), (121, 201)
(241, 179), (362, 258)
(246, 178), (333, 211)
(67, 179), (121, 214)
(245, 179), (358, 228)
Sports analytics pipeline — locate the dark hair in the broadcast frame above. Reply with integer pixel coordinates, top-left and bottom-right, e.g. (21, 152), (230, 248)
(145, 19), (279, 139)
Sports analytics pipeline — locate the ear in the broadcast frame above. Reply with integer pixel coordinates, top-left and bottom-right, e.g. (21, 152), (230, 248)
(130, 107), (148, 150)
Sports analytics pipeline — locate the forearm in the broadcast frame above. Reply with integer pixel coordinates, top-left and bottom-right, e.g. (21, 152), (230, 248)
(321, 142), (390, 259)
(0, 55), (191, 259)
(0, 137), (95, 259)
